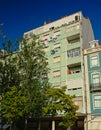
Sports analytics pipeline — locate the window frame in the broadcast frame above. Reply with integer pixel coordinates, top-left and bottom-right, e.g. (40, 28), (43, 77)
(91, 72), (100, 87)
(43, 46), (49, 52)
(93, 94), (101, 109)
(90, 54), (99, 67)
(54, 30), (61, 37)
(54, 42), (61, 50)
(73, 96), (83, 109)
(53, 70), (61, 78)
(53, 56), (60, 63)
(67, 34), (80, 44)
(67, 48), (81, 58)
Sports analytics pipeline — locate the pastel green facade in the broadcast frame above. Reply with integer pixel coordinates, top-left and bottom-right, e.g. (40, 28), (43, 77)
(24, 11), (95, 130)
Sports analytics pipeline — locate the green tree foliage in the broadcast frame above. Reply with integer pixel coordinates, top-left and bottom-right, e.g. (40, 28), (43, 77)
(1, 86), (28, 124)
(0, 40), (27, 129)
(0, 26), (20, 95)
(0, 52), (20, 94)
(17, 36), (49, 117)
(43, 86), (78, 128)
(0, 34), (50, 129)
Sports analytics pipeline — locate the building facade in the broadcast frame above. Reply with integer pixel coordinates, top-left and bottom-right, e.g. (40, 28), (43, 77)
(24, 11), (94, 130)
(84, 40), (101, 130)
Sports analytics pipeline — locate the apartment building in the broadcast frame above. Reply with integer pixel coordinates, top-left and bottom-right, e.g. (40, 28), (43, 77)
(84, 40), (101, 130)
(24, 11), (94, 130)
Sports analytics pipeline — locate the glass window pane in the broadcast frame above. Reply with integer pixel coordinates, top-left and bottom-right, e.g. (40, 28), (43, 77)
(94, 95), (101, 108)
(91, 55), (98, 66)
(92, 74), (100, 86)
(67, 48), (80, 58)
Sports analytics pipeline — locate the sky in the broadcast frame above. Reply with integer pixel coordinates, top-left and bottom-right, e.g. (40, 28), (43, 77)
(0, 0), (101, 50)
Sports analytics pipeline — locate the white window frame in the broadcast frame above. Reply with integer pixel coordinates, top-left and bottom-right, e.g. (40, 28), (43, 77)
(90, 54), (99, 67)
(91, 72), (100, 87)
(67, 48), (80, 58)
(93, 94), (101, 109)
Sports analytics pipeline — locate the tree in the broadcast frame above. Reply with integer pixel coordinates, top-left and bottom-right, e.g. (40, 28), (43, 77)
(0, 40), (25, 130)
(0, 52), (20, 95)
(17, 36), (50, 117)
(0, 35), (50, 129)
(0, 27), (20, 95)
(43, 86), (78, 128)
(1, 86), (28, 129)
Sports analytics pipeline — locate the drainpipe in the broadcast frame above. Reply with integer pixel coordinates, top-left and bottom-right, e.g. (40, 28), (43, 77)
(83, 52), (88, 130)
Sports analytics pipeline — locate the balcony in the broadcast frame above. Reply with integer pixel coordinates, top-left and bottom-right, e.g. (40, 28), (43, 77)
(66, 28), (80, 37)
(90, 83), (101, 92)
(67, 42), (80, 50)
(67, 72), (82, 80)
(67, 56), (81, 66)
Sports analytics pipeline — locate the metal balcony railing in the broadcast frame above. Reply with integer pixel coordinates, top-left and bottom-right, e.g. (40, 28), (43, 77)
(90, 83), (101, 92)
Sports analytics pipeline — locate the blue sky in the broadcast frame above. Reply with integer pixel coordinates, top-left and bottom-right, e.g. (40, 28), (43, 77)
(0, 0), (101, 49)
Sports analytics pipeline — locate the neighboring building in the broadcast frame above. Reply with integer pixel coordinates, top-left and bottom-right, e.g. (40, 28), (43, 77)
(0, 50), (6, 57)
(84, 40), (101, 130)
(24, 11), (94, 130)
(0, 50), (3, 57)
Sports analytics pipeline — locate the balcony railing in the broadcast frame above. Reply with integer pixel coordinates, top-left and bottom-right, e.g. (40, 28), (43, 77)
(90, 83), (101, 92)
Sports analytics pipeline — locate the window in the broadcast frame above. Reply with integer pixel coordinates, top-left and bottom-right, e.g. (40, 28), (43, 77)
(43, 34), (49, 37)
(67, 34), (80, 44)
(92, 73), (100, 87)
(73, 96), (83, 109)
(44, 47), (49, 52)
(67, 65), (81, 74)
(53, 70), (60, 77)
(67, 48), (80, 58)
(53, 56), (60, 63)
(68, 38), (80, 44)
(54, 43), (61, 50)
(43, 34), (49, 41)
(90, 55), (99, 67)
(49, 27), (54, 30)
(75, 15), (80, 21)
(54, 30), (61, 37)
(94, 95), (101, 108)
